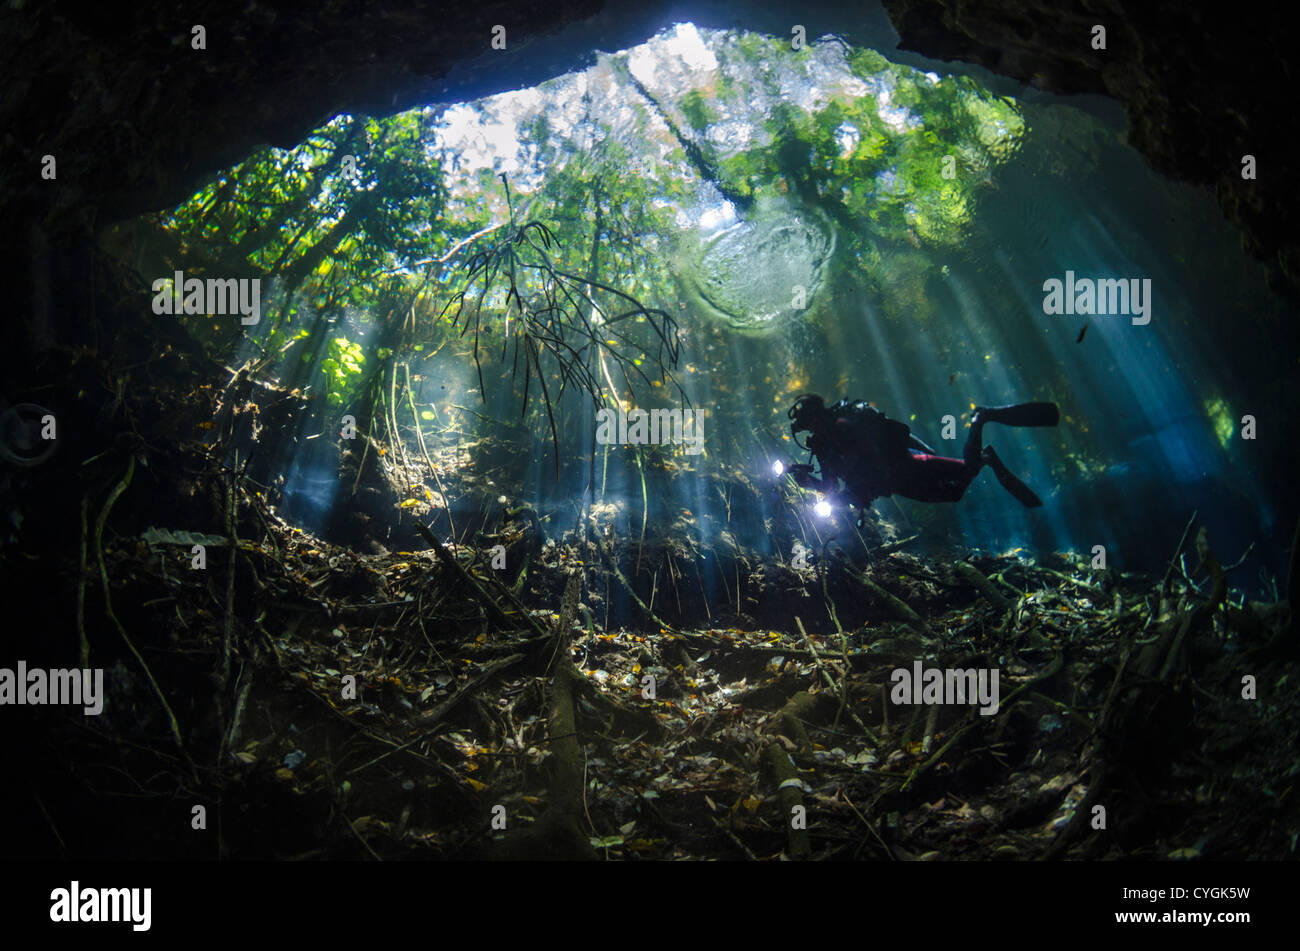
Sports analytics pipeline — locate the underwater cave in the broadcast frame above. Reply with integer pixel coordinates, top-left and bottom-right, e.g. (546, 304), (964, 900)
(3, 0), (1299, 896)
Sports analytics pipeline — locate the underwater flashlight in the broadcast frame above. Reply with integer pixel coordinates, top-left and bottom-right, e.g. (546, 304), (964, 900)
(813, 499), (832, 518)
(771, 460), (785, 476)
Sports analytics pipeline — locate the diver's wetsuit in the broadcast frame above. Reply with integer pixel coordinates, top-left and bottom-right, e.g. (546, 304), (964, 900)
(793, 398), (1059, 510)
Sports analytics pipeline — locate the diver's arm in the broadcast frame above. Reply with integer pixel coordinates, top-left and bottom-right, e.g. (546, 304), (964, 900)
(788, 464), (824, 490)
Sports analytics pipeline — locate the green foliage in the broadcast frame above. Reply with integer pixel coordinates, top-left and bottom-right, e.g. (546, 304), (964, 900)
(849, 48), (889, 76)
(320, 336), (366, 407)
(695, 37), (1023, 253)
(155, 110), (458, 362)
(680, 90), (715, 131)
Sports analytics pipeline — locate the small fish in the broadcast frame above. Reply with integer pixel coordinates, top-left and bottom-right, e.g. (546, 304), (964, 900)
(1076, 324), (1088, 343)
(197, 421), (215, 430)
(948, 374), (956, 386)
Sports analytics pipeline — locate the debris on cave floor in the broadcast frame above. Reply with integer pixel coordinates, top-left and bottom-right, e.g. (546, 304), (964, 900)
(51, 448), (1300, 861)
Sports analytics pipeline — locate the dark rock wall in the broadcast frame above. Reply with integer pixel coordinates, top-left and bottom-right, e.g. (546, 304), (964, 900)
(0, 0), (602, 238)
(882, 0), (1298, 296)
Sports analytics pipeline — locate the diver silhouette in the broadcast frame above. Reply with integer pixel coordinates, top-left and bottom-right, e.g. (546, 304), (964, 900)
(786, 395), (1059, 512)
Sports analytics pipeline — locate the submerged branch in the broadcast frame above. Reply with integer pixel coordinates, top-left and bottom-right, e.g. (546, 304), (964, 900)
(435, 206), (687, 463)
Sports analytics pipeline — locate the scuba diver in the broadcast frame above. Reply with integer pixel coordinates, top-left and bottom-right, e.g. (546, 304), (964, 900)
(786, 395), (1059, 513)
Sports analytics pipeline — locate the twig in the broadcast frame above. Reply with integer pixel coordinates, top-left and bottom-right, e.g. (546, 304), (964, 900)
(389, 360), (412, 476)
(407, 653), (526, 732)
(414, 522), (547, 638)
(1161, 510), (1197, 597)
(840, 790), (894, 860)
(876, 533), (921, 555)
(95, 456), (186, 755)
(900, 652), (1062, 792)
(382, 222), (506, 274)
(795, 616), (878, 745)
(77, 495), (89, 667)
(1037, 565), (1106, 601)
(634, 447), (648, 576)
(1160, 529), (1226, 681)
(1222, 542), (1255, 572)
(1179, 552), (1203, 593)
(31, 790), (68, 857)
(597, 535), (677, 634)
(404, 362), (456, 541)
(817, 538), (845, 633)
(225, 666), (251, 755)
(712, 815), (759, 860)
(221, 462), (237, 693)
(351, 425), (372, 498)
(344, 813), (383, 861)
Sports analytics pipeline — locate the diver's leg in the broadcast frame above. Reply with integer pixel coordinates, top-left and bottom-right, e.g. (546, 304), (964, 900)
(963, 411), (988, 469)
(895, 454), (973, 503)
(963, 404), (1052, 507)
(981, 446), (1043, 507)
(972, 402), (1060, 428)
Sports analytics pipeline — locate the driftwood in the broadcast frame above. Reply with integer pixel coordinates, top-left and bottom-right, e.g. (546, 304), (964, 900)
(953, 560), (1011, 612)
(1047, 527), (1227, 859)
(414, 521), (550, 639)
(503, 572), (594, 860)
(858, 570), (928, 632)
(764, 742), (811, 860)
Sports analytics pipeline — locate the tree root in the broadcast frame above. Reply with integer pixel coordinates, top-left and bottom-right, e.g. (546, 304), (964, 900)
(503, 572), (594, 860)
(95, 455), (186, 757)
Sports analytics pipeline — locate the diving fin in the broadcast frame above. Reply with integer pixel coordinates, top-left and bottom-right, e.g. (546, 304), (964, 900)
(975, 402), (1060, 428)
(982, 446), (1043, 508)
